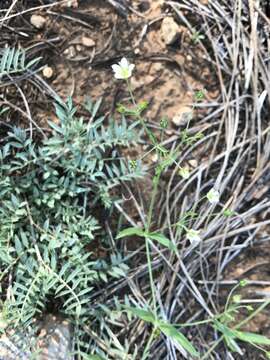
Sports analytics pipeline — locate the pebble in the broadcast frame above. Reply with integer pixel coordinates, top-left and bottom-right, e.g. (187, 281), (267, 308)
(63, 46), (76, 59)
(66, 0), (79, 7)
(172, 106), (193, 126)
(161, 17), (180, 45)
(0, 315), (72, 360)
(150, 62), (163, 72)
(37, 315), (72, 360)
(81, 36), (95, 48)
(189, 159), (198, 168)
(42, 66), (54, 79)
(151, 153), (158, 163)
(30, 14), (46, 29)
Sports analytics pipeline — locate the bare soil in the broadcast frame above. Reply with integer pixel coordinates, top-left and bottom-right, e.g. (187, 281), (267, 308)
(1, 0), (270, 358)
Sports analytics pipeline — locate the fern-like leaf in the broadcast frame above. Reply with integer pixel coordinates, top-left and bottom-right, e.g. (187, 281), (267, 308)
(0, 47), (41, 77)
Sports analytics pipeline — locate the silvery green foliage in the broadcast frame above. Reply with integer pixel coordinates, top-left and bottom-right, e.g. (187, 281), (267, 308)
(0, 97), (143, 354)
(0, 47), (41, 78)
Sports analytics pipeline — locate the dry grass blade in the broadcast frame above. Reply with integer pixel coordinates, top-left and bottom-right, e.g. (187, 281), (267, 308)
(1, 0), (270, 359)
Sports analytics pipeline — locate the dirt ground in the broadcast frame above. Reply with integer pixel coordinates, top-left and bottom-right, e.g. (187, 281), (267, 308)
(1, 0), (270, 357)
(1, 0), (218, 127)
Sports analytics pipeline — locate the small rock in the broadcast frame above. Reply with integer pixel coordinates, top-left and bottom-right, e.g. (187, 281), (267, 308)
(63, 46), (76, 59)
(172, 106), (193, 127)
(42, 66), (54, 79)
(66, 0), (79, 7)
(30, 14), (46, 29)
(150, 62), (163, 72)
(151, 153), (158, 163)
(188, 159), (198, 168)
(81, 36), (95, 48)
(37, 315), (72, 360)
(0, 331), (32, 360)
(161, 17), (180, 45)
(186, 54), (192, 62)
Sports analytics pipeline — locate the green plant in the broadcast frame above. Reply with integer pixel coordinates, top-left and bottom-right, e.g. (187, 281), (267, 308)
(117, 227), (177, 252)
(0, 95), (143, 355)
(0, 47), (41, 77)
(113, 57), (203, 358)
(111, 57), (270, 359)
(201, 282), (270, 359)
(191, 30), (205, 44)
(123, 306), (199, 358)
(1, 41), (269, 359)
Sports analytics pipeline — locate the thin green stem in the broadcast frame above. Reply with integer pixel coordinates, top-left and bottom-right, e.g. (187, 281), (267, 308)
(126, 79), (156, 144)
(200, 337), (223, 360)
(234, 299), (270, 330)
(147, 172), (160, 231)
(224, 283), (241, 312)
(126, 78), (157, 316)
(145, 237), (157, 314)
(145, 171), (162, 315)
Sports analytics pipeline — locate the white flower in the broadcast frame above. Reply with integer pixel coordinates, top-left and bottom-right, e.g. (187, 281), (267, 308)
(179, 167), (190, 179)
(206, 188), (220, 204)
(186, 229), (201, 245)
(112, 57), (135, 79)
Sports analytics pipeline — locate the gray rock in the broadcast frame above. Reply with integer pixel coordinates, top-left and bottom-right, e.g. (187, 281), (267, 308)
(81, 36), (95, 48)
(172, 106), (193, 127)
(161, 17), (180, 45)
(30, 15), (46, 29)
(37, 315), (73, 360)
(0, 315), (73, 360)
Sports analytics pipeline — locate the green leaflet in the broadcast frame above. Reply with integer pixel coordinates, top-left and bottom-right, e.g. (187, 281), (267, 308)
(215, 320), (270, 354)
(147, 232), (177, 252)
(116, 227), (145, 239)
(117, 227), (177, 252)
(125, 306), (156, 323)
(158, 321), (199, 357)
(233, 330), (270, 345)
(124, 306), (199, 357)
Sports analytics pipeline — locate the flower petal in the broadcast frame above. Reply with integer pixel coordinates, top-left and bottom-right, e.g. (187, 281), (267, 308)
(186, 229), (201, 245)
(120, 57), (129, 68)
(112, 64), (121, 72)
(179, 167), (190, 179)
(114, 72), (125, 79)
(207, 188), (220, 204)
